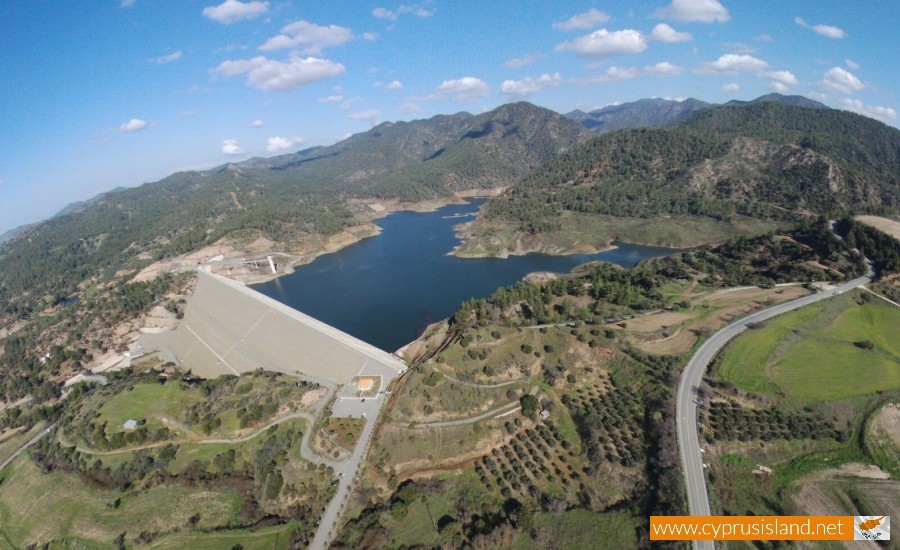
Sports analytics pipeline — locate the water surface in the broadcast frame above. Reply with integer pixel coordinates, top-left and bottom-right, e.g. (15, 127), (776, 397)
(254, 200), (679, 351)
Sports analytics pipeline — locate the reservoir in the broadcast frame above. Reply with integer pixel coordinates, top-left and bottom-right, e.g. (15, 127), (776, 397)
(253, 200), (679, 352)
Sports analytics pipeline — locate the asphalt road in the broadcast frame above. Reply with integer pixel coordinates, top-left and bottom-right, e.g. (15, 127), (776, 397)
(676, 267), (872, 550)
(0, 423), (56, 472)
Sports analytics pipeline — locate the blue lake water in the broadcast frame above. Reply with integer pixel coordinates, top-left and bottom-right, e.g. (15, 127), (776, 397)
(253, 200), (680, 352)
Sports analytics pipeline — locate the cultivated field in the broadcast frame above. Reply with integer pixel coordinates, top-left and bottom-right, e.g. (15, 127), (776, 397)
(714, 291), (900, 403)
(856, 215), (900, 240)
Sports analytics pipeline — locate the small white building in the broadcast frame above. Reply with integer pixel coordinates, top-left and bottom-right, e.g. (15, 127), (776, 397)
(123, 419), (139, 430)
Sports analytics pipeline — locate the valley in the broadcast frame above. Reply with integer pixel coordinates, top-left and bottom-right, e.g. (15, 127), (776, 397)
(1, 96), (899, 550)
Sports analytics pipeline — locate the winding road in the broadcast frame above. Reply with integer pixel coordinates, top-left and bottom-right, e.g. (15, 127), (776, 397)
(676, 265), (873, 550)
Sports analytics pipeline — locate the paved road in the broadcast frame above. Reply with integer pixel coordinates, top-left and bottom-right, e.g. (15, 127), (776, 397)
(676, 267), (872, 550)
(0, 423), (56, 472)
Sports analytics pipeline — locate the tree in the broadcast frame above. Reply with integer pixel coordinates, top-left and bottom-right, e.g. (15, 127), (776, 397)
(520, 395), (538, 419)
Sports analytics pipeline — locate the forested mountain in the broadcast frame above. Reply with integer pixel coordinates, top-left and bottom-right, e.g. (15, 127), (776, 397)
(566, 97), (712, 133)
(485, 101), (900, 233)
(0, 102), (589, 317)
(566, 94), (827, 133)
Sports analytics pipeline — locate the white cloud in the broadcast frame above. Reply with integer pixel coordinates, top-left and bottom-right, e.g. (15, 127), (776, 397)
(820, 67), (863, 94)
(645, 61), (683, 76)
(769, 81), (789, 93)
(804, 91), (828, 102)
(432, 77), (490, 101)
(813, 25), (846, 39)
(266, 136), (304, 152)
(203, 0), (269, 24)
(505, 53), (544, 69)
(250, 119), (264, 127)
(756, 34), (774, 43)
(259, 20), (353, 54)
(318, 95), (344, 103)
(362, 32), (378, 41)
(556, 28), (647, 57)
(372, 4), (434, 21)
(845, 59), (860, 70)
(398, 102), (421, 113)
(374, 80), (404, 90)
(795, 17), (846, 39)
(121, 0), (135, 7)
(222, 139), (244, 155)
(573, 62), (682, 85)
(500, 73), (562, 98)
(696, 54), (768, 74)
(760, 70), (797, 85)
(179, 110), (197, 117)
(654, 0), (729, 23)
(722, 83), (739, 92)
(552, 8), (610, 31)
(119, 118), (148, 132)
(723, 41), (756, 54)
(348, 109), (382, 124)
(0, 178), (6, 186)
(650, 23), (692, 42)
(841, 99), (896, 122)
(153, 50), (182, 64)
(213, 55), (346, 91)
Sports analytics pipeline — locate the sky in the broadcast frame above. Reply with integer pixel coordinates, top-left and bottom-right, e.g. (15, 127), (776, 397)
(1, 0), (898, 233)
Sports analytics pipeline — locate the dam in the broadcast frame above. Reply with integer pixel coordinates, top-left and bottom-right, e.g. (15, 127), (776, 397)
(139, 269), (406, 388)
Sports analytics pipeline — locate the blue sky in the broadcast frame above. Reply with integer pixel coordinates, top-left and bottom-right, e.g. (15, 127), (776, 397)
(1, 0), (898, 233)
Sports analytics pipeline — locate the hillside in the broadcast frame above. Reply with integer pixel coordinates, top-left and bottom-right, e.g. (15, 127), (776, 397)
(566, 94), (827, 134)
(464, 102), (900, 256)
(0, 102), (590, 318)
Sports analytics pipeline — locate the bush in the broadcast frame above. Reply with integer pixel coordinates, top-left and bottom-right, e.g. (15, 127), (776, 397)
(854, 340), (875, 350)
(520, 344), (533, 354)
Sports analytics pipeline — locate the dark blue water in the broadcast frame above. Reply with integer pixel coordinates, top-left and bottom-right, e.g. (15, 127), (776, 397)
(253, 200), (680, 352)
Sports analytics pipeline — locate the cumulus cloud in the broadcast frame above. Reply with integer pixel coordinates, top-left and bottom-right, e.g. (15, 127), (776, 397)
(820, 67), (863, 94)
(203, 0), (269, 24)
(348, 109), (382, 124)
(222, 139), (244, 155)
(266, 136), (304, 152)
(250, 119), (264, 127)
(804, 91), (828, 102)
(795, 17), (846, 39)
(722, 83), (739, 92)
(760, 70), (798, 85)
(696, 54), (768, 74)
(374, 80), (404, 90)
(372, 4), (434, 21)
(153, 50), (182, 64)
(645, 61), (683, 76)
(574, 62), (682, 84)
(119, 118), (148, 132)
(555, 28), (647, 57)
(845, 59), (860, 69)
(432, 77), (490, 101)
(552, 8), (610, 31)
(769, 81), (789, 93)
(213, 55), (346, 91)
(650, 23), (692, 42)
(259, 20), (353, 54)
(505, 53), (544, 69)
(500, 73), (562, 98)
(654, 0), (729, 23)
(841, 99), (896, 122)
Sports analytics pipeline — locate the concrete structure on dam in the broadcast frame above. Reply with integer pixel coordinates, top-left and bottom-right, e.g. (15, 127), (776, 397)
(139, 270), (406, 387)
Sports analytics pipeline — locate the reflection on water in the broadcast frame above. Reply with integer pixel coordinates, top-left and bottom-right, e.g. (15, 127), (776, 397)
(253, 200), (681, 352)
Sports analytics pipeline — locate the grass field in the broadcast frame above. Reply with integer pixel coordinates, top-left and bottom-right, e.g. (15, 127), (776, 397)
(715, 292), (900, 403)
(0, 455), (241, 548)
(95, 382), (202, 436)
(508, 509), (641, 550)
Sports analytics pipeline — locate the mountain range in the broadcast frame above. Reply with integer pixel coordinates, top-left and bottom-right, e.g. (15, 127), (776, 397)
(565, 93), (828, 134)
(2, 94), (898, 315)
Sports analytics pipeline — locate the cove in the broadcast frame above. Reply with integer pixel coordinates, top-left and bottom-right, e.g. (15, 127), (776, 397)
(253, 200), (680, 352)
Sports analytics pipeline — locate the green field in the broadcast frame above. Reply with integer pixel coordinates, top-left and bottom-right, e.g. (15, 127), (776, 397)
(0, 455), (241, 548)
(715, 292), (900, 403)
(95, 382), (202, 435)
